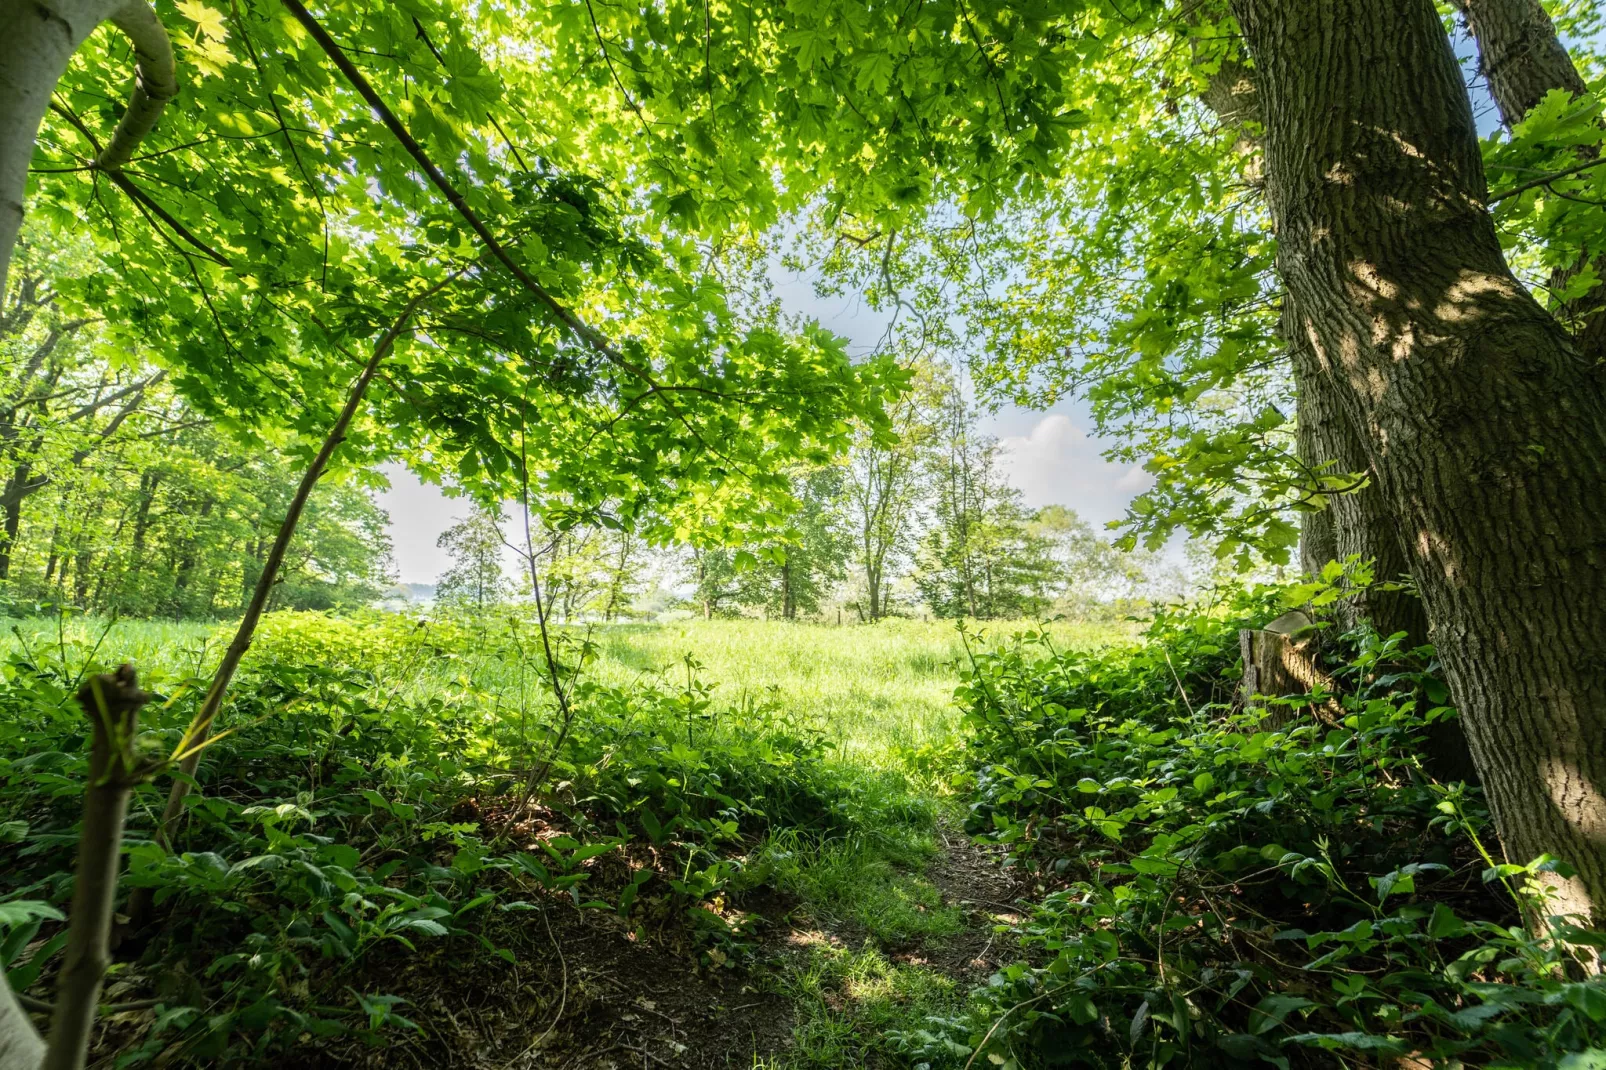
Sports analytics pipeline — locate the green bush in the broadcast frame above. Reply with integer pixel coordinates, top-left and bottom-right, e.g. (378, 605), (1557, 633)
(914, 591), (1606, 1069)
(0, 611), (857, 1063)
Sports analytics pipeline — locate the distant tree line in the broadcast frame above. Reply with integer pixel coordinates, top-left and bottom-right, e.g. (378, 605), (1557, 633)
(437, 354), (1178, 623)
(0, 232), (394, 618)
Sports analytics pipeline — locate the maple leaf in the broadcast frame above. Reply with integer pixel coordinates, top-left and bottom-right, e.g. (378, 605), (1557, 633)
(176, 0), (229, 42)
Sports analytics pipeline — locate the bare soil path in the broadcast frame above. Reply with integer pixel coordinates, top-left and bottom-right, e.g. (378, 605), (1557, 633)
(314, 824), (1022, 1070)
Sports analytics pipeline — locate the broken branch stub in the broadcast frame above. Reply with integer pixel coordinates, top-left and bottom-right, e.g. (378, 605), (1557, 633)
(43, 665), (150, 1070)
(1239, 611), (1342, 727)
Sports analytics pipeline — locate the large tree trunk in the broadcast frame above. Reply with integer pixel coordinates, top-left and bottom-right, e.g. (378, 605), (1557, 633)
(0, 1), (94, 298)
(1233, 0), (1606, 929)
(1454, 0), (1586, 129)
(1286, 303), (1429, 643)
(1293, 352), (1339, 583)
(1455, 0), (1606, 364)
(1294, 313), (1475, 782)
(1190, 12), (1429, 644)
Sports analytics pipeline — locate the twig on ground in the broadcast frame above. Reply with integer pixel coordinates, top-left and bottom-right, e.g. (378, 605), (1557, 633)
(500, 905), (568, 1069)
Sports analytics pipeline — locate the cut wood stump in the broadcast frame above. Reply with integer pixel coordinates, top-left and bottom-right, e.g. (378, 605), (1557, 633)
(1240, 611), (1343, 727)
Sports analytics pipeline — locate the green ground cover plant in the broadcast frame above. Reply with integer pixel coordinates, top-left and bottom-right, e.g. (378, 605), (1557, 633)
(909, 584), (1606, 1069)
(0, 613), (939, 1062)
(0, 613), (1044, 1065)
(2, 604), (1603, 1068)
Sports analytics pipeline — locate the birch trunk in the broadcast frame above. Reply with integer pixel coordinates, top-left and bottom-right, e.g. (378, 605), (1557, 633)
(0, 0), (174, 297)
(0, 990), (42, 1070)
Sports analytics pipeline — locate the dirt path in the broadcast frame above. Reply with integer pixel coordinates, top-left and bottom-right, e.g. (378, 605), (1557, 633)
(317, 819), (1021, 1070)
(908, 818), (1027, 984)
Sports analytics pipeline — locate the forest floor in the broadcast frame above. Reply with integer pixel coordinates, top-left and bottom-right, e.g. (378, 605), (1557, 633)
(339, 813), (1023, 1070)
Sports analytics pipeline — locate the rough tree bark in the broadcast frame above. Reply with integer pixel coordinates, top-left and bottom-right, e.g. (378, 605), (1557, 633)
(1232, 0), (1606, 928)
(1285, 302), (1429, 642)
(1291, 307), (1478, 781)
(1455, 0), (1606, 364)
(1190, 22), (1428, 641)
(1454, 0), (1586, 128)
(0, 0), (176, 297)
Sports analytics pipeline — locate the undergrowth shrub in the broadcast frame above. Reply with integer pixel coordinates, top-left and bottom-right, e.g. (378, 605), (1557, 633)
(0, 610), (859, 1063)
(907, 586), (1606, 1069)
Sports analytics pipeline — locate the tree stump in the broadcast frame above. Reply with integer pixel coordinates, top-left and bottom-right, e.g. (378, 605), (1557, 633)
(1240, 611), (1342, 727)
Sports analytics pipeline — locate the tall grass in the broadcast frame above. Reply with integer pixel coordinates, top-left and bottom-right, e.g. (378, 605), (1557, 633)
(0, 612), (1127, 775)
(0, 615), (216, 683)
(589, 618), (1127, 771)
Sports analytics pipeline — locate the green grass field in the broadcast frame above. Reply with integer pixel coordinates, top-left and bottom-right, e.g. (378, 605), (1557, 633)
(588, 618), (1126, 770)
(0, 612), (1126, 774)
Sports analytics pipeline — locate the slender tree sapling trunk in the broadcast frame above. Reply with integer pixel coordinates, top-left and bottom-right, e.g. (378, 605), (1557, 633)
(44, 667), (149, 1070)
(126, 280), (452, 926)
(0, 666), (150, 1070)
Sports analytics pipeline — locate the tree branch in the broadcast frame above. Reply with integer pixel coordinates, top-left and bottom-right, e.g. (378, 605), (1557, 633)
(64, 370), (164, 425)
(1488, 154), (1606, 204)
(97, 1), (179, 173)
(277, 0), (652, 383)
(47, 104), (232, 268)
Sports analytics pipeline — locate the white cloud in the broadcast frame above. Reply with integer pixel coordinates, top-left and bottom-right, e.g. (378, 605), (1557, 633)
(997, 413), (1151, 527)
(375, 463), (465, 583)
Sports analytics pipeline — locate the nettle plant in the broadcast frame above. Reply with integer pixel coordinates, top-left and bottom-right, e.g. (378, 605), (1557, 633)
(898, 589), (1606, 1069)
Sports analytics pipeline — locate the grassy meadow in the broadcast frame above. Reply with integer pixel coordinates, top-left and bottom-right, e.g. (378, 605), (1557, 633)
(588, 617), (1126, 769)
(0, 611), (1126, 773)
